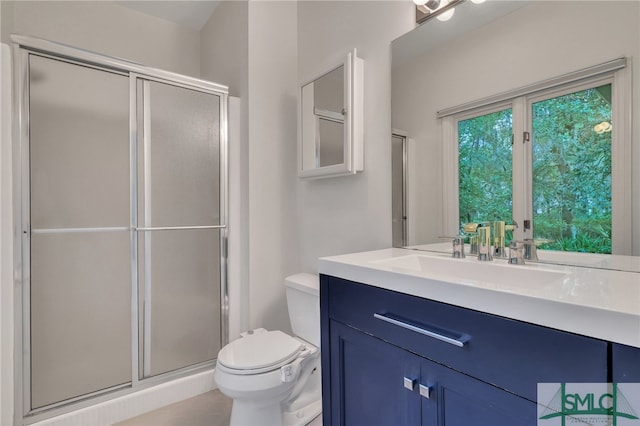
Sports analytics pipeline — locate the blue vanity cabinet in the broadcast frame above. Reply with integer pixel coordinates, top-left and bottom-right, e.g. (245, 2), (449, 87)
(320, 274), (609, 426)
(326, 319), (425, 426)
(613, 343), (640, 382)
(327, 319), (537, 426)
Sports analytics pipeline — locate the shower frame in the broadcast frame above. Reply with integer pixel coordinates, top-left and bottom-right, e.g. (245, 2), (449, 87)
(11, 35), (229, 424)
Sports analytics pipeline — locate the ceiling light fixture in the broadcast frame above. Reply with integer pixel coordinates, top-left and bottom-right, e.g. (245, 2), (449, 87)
(415, 0), (473, 25)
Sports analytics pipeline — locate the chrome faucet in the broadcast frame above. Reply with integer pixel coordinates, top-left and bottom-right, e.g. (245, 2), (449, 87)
(523, 239), (538, 261)
(439, 236), (466, 259)
(508, 240), (525, 265)
(451, 236), (465, 259)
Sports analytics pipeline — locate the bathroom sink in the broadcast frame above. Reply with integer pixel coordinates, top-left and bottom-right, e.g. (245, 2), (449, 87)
(371, 254), (568, 288)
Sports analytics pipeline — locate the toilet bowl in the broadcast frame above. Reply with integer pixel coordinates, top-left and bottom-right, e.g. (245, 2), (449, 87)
(214, 273), (321, 426)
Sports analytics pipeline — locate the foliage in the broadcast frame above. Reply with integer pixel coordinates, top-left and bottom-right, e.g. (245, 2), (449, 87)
(457, 85), (612, 254)
(458, 109), (513, 225)
(531, 85), (612, 253)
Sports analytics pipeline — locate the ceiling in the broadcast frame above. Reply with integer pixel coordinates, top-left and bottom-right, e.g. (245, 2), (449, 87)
(114, 1), (221, 31)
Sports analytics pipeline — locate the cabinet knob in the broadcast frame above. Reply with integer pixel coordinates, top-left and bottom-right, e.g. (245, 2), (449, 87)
(403, 377), (417, 391)
(419, 384), (433, 399)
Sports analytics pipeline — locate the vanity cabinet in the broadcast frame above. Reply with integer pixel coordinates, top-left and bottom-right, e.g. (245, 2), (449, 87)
(613, 343), (640, 382)
(328, 319), (536, 426)
(320, 275), (610, 426)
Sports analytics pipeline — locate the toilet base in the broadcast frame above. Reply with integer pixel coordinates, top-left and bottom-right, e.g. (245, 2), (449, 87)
(283, 399), (322, 426)
(229, 398), (283, 426)
(226, 366), (322, 426)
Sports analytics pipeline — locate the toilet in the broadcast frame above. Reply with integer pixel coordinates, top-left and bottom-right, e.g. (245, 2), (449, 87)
(214, 273), (321, 426)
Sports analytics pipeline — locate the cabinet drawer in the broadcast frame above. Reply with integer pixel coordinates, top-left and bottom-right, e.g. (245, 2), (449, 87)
(322, 275), (608, 402)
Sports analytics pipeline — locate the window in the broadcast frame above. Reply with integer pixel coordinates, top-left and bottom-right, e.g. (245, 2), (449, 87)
(530, 84), (612, 253)
(442, 60), (630, 255)
(458, 107), (513, 226)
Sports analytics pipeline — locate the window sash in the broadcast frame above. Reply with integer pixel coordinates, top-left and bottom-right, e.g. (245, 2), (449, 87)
(442, 62), (631, 254)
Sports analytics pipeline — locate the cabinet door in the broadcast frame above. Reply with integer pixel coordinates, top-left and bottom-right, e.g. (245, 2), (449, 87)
(420, 357), (538, 426)
(327, 320), (423, 426)
(612, 343), (640, 382)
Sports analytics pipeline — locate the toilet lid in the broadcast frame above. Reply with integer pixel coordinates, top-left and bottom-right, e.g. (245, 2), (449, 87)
(217, 330), (303, 371)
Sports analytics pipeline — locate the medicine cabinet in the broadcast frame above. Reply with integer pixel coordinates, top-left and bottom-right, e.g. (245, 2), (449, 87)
(299, 49), (363, 179)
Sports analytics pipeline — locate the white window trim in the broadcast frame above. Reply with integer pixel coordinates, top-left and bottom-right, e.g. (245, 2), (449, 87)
(441, 59), (632, 254)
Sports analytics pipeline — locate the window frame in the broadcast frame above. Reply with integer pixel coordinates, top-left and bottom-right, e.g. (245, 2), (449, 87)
(441, 60), (632, 254)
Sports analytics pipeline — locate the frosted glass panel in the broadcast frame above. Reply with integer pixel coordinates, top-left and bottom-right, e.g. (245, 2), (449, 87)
(139, 229), (221, 377)
(30, 232), (131, 409)
(29, 55), (129, 229)
(140, 81), (221, 227)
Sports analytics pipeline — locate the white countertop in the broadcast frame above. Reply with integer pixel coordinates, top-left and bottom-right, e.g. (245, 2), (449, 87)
(318, 248), (640, 348)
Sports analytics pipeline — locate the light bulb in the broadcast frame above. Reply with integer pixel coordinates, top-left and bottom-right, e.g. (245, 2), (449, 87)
(436, 0), (455, 21)
(593, 121), (612, 134)
(470, 0), (486, 3)
(413, 0), (428, 5)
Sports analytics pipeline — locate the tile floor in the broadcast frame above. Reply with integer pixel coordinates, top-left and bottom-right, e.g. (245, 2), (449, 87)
(115, 390), (232, 426)
(114, 390), (322, 426)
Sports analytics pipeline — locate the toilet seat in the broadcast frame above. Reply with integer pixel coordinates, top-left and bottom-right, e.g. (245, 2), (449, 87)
(217, 330), (304, 375)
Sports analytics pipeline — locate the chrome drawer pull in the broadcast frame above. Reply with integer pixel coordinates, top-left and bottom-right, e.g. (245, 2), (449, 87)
(419, 384), (433, 399)
(403, 377), (417, 391)
(373, 313), (469, 348)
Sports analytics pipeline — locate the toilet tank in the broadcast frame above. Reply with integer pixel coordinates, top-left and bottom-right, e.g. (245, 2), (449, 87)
(285, 273), (320, 347)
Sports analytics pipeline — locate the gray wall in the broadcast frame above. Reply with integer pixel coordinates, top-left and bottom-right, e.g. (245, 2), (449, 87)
(1, 1), (201, 77)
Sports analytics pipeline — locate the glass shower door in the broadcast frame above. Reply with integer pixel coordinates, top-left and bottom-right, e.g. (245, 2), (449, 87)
(28, 54), (131, 409)
(136, 79), (222, 378)
(21, 40), (227, 416)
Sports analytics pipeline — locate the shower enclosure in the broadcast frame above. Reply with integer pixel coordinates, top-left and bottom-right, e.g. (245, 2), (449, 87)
(12, 35), (228, 420)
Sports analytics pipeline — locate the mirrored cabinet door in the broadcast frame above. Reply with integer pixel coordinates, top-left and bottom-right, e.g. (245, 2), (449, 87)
(299, 49), (363, 179)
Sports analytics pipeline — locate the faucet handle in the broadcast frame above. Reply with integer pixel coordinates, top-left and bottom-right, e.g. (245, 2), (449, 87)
(438, 236), (466, 259)
(508, 240), (525, 265)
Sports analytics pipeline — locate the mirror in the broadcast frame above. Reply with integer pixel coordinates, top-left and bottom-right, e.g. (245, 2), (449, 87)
(391, 0), (640, 271)
(299, 49), (363, 179)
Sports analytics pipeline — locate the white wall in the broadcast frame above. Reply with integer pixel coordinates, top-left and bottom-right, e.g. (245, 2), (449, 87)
(393, 1), (640, 254)
(296, 1), (415, 273)
(200, 1), (250, 340)
(2, 1), (201, 78)
(200, 0), (416, 336)
(200, 0), (300, 337)
(247, 1), (299, 332)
